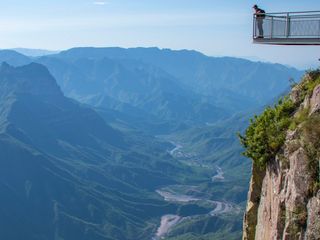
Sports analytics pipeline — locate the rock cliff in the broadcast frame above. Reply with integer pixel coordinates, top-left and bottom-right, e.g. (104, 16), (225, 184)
(242, 70), (320, 240)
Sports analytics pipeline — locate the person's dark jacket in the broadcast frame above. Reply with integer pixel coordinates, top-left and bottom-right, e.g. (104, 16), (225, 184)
(255, 8), (266, 19)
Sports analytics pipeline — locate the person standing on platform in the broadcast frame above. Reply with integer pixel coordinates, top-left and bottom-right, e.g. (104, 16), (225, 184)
(253, 5), (266, 38)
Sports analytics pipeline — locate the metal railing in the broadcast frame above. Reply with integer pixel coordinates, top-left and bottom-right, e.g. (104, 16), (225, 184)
(253, 11), (320, 40)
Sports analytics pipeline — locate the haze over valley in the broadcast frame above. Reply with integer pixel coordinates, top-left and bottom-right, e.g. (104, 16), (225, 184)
(0, 47), (303, 240)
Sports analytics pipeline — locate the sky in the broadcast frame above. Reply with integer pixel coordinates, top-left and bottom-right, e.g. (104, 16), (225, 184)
(0, 0), (319, 69)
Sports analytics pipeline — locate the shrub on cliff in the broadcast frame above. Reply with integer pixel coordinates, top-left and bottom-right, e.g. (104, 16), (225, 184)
(238, 97), (296, 167)
(239, 69), (320, 168)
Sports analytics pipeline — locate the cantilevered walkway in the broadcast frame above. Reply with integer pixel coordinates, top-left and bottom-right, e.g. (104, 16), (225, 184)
(253, 11), (320, 45)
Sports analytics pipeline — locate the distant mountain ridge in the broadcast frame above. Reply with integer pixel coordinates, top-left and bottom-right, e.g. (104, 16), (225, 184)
(36, 50), (229, 124)
(11, 48), (59, 57)
(0, 62), (61, 97)
(0, 48), (302, 125)
(39, 47), (302, 119)
(52, 47), (302, 103)
(0, 50), (31, 67)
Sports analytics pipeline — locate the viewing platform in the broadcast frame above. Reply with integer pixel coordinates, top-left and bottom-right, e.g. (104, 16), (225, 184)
(253, 11), (320, 45)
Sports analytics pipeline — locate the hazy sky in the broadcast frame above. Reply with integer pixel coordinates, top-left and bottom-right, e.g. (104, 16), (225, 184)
(1, 0), (320, 69)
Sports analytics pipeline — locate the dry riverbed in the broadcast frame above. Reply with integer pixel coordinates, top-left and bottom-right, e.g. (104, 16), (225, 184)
(153, 186), (239, 239)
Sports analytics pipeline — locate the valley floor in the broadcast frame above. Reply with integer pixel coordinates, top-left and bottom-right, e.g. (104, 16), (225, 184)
(152, 141), (243, 240)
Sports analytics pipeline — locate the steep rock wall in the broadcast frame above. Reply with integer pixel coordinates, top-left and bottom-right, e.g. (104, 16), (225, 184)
(243, 76), (320, 240)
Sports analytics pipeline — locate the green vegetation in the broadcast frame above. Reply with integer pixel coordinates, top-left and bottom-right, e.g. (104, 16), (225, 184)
(239, 69), (320, 169)
(293, 204), (308, 229)
(296, 69), (320, 102)
(238, 97), (296, 167)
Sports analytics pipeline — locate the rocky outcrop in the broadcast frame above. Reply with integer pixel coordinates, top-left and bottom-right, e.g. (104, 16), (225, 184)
(309, 84), (320, 115)
(242, 76), (320, 240)
(306, 191), (320, 240)
(243, 165), (265, 240)
(255, 146), (311, 240)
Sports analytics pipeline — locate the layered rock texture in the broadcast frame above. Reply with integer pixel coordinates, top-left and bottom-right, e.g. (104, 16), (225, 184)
(242, 71), (320, 240)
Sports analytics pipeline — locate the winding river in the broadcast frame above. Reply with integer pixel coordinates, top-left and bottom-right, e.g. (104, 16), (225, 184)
(152, 141), (238, 239)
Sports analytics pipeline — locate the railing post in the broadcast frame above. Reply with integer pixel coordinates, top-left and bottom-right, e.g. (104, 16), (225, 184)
(253, 14), (256, 38)
(285, 13), (290, 38)
(270, 16), (274, 38)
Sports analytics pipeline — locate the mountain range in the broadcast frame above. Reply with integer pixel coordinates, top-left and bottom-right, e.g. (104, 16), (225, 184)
(0, 47), (303, 127)
(0, 47), (304, 240)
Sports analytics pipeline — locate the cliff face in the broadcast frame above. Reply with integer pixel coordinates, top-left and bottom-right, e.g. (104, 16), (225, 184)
(242, 72), (320, 240)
